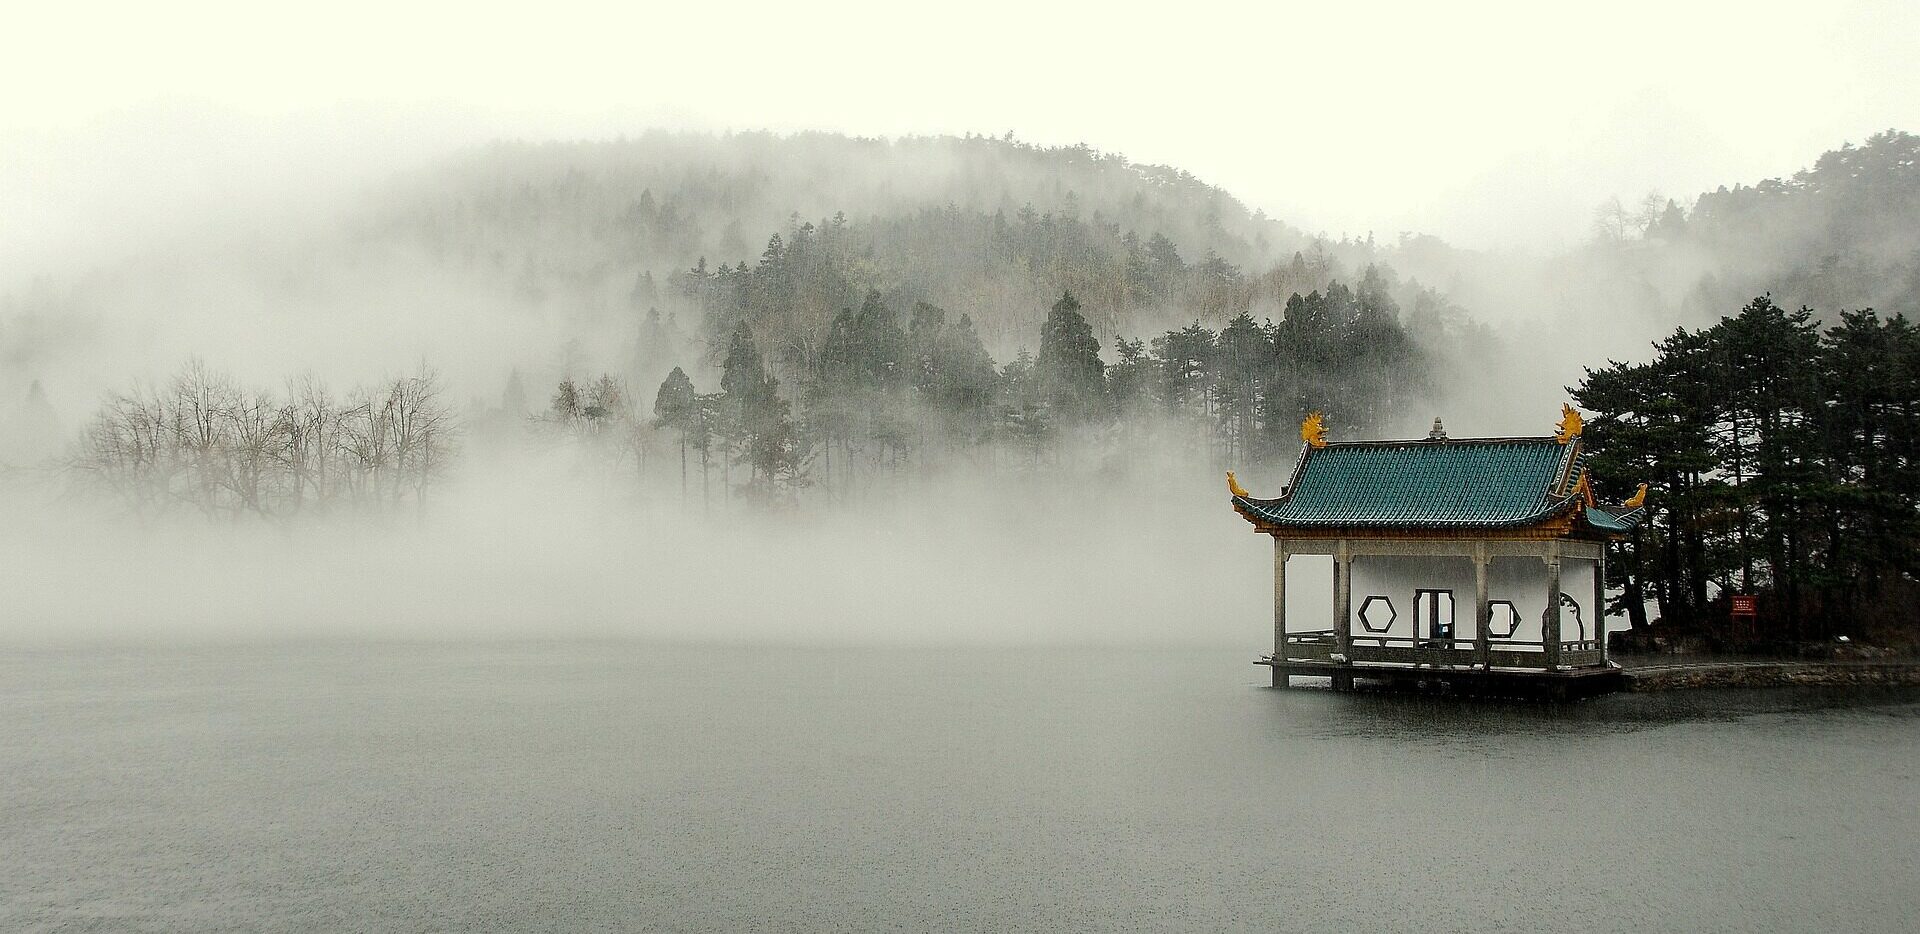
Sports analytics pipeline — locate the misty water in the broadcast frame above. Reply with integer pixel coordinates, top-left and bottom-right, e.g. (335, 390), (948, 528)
(5, 643), (1915, 932)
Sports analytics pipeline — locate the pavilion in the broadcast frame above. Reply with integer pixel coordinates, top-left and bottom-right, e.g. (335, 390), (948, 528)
(1229, 407), (1646, 696)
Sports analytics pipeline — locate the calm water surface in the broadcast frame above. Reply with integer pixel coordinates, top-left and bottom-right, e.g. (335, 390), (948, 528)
(3, 644), (1917, 932)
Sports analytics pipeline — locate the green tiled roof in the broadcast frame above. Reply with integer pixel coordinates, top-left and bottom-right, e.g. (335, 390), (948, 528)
(1584, 506), (1646, 534)
(1233, 437), (1585, 529)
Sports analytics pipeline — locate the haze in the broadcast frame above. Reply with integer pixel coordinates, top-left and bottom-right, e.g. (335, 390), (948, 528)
(9, 8), (1920, 933)
(5, 0), (1919, 647)
(8, 0), (1919, 258)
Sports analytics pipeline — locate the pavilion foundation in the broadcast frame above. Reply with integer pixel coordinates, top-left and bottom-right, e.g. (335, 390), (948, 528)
(1264, 659), (1623, 699)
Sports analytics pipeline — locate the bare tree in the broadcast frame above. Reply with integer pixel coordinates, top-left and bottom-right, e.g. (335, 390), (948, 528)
(388, 366), (455, 505)
(282, 374), (344, 515)
(1634, 191), (1666, 238)
(71, 360), (459, 522)
(1591, 196), (1631, 243)
(75, 387), (171, 516)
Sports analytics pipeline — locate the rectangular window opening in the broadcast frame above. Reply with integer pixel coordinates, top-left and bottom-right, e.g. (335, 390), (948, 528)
(1414, 589), (1456, 644)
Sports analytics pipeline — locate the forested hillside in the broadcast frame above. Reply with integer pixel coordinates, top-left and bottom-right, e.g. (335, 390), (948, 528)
(361, 131), (1465, 369)
(1578, 295), (1920, 646)
(21, 128), (1918, 514)
(1374, 130), (1920, 347)
(1670, 130), (1920, 318)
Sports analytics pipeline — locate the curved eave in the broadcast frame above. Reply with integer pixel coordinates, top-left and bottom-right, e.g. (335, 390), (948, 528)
(1232, 493), (1593, 538)
(1581, 505), (1648, 536)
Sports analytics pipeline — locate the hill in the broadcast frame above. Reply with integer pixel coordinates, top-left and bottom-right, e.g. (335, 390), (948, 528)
(1368, 130), (1920, 342)
(1670, 129), (1920, 318)
(3, 131), (1475, 437)
(358, 130), (1360, 358)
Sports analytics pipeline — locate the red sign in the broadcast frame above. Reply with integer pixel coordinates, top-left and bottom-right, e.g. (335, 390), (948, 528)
(1730, 595), (1757, 617)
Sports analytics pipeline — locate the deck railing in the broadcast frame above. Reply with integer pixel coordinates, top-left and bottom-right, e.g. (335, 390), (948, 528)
(1279, 630), (1603, 670)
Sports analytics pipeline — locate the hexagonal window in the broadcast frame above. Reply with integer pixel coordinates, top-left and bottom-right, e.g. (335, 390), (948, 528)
(1359, 595), (1396, 633)
(1488, 601), (1522, 639)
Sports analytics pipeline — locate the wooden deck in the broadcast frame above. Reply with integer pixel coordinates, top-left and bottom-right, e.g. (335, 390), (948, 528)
(1261, 653), (1920, 699)
(1280, 631), (1603, 669)
(1258, 657), (1623, 699)
(1263, 630), (1620, 698)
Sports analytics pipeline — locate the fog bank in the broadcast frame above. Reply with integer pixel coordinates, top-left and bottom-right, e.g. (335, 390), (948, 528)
(2, 451), (1270, 647)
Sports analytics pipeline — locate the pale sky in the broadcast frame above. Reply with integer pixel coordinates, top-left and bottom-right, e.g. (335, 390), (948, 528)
(6, 0), (1919, 256)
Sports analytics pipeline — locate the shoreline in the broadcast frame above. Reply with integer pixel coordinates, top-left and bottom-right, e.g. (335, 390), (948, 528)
(1616, 656), (1920, 692)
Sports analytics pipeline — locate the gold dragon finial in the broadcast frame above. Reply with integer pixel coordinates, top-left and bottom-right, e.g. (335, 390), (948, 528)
(1554, 403), (1584, 444)
(1227, 471), (1249, 498)
(1623, 482), (1648, 509)
(1301, 411), (1327, 449)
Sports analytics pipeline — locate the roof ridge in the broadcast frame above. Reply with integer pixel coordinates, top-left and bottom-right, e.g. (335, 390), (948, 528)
(1313, 435), (1561, 448)
(1237, 433), (1611, 532)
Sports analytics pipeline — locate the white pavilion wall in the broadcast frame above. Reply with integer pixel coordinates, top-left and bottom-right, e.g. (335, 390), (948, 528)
(1281, 554), (1333, 634)
(1487, 556), (1600, 643)
(1560, 557), (1600, 640)
(1348, 556), (1478, 641)
(1280, 553), (1609, 646)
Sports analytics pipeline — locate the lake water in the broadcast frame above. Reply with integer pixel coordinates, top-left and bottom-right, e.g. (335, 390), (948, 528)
(4, 644), (1917, 932)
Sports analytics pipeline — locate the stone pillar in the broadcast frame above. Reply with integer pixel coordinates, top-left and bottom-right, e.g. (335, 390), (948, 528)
(1474, 545), (1490, 669)
(1272, 537), (1289, 687)
(1334, 540), (1353, 662)
(1543, 543), (1563, 670)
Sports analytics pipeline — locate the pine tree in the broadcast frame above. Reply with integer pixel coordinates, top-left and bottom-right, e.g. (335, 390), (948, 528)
(653, 366), (697, 497)
(1035, 291), (1105, 422)
(1152, 321), (1216, 417)
(1107, 337), (1154, 414)
(721, 323), (803, 498)
(629, 270), (658, 309)
(907, 301), (947, 395)
(1213, 312), (1271, 460)
(931, 313), (998, 441)
(850, 290), (906, 390)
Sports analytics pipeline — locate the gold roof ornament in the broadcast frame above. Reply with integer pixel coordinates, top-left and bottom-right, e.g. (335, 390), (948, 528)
(1301, 412), (1328, 449)
(1227, 471), (1249, 498)
(1623, 482), (1648, 509)
(1554, 404), (1584, 444)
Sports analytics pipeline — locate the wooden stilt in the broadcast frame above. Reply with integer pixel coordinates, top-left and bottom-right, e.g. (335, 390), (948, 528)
(1544, 543), (1563, 670)
(1596, 550), (1609, 665)
(1334, 539), (1352, 662)
(1474, 545), (1491, 669)
(1273, 536), (1290, 688)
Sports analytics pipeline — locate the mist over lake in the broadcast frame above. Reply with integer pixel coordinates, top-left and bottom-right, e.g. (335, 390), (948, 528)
(6, 644), (1916, 932)
(7, 2), (1920, 930)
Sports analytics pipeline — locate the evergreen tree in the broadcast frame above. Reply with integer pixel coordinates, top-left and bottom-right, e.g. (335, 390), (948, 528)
(1145, 233), (1185, 306)
(1578, 295), (1920, 643)
(850, 290), (907, 390)
(1152, 321), (1216, 417)
(1035, 291), (1105, 421)
(629, 270), (658, 309)
(930, 313), (998, 440)
(653, 366), (697, 497)
(1107, 337), (1154, 414)
(1708, 296), (1824, 631)
(907, 301), (947, 395)
(720, 323), (804, 498)
(997, 349), (1050, 465)
(1213, 312), (1271, 460)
